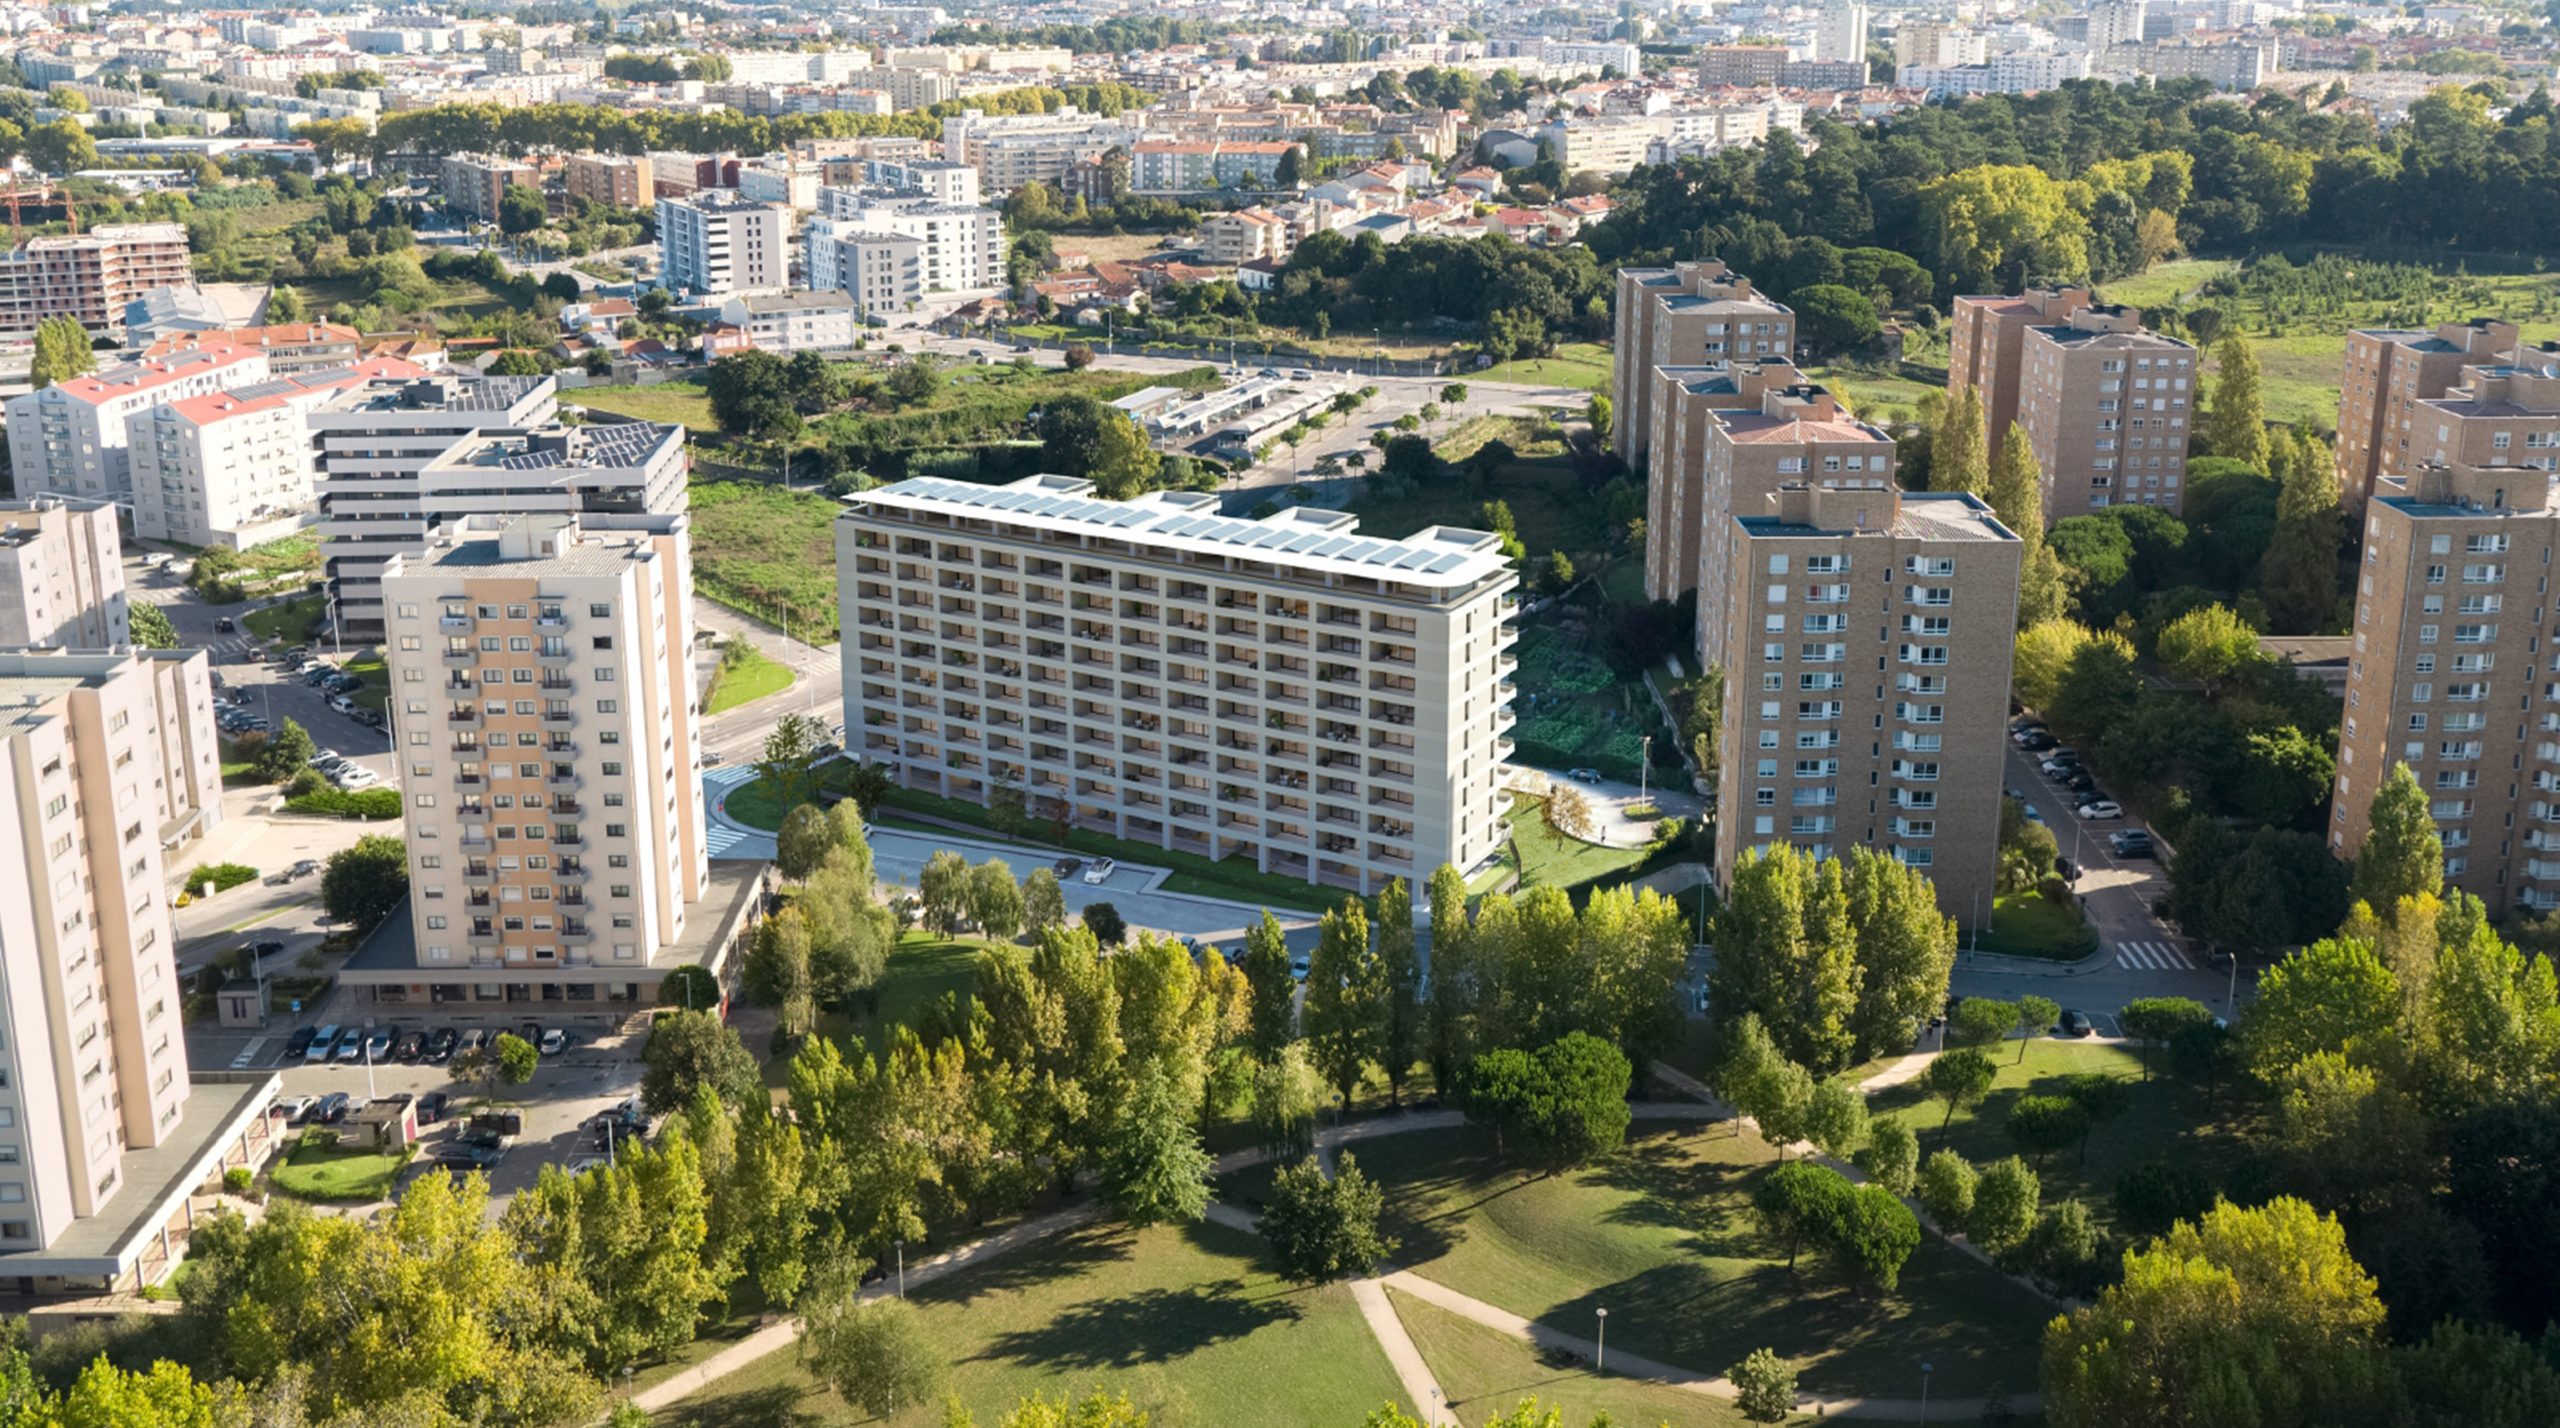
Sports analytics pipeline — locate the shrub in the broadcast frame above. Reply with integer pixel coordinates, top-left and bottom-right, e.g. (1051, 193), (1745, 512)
(2038, 874), (2073, 905)
(286, 787), (402, 820)
(181, 862), (259, 894)
(223, 1166), (255, 1196)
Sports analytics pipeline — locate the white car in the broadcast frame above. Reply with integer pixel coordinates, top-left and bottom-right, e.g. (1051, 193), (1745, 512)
(333, 765), (380, 789)
(1082, 857), (1117, 885)
(2076, 800), (2123, 820)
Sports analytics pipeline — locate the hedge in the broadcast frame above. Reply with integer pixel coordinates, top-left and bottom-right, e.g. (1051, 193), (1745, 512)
(180, 862), (260, 894)
(285, 787), (403, 820)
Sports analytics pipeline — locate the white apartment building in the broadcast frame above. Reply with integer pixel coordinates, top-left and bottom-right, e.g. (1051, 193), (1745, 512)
(1816, 1), (1871, 65)
(0, 499), (127, 649)
(736, 157), (825, 211)
(311, 372), (563, 641)
(813, 187), (1004, 293)
(940, 108), (1144, 193)
(863, 157), (981, 207)
(1901, 49), (2093, 94)
(1896, 22), (1990, 67)
(5, 344), (272, 505)
(125, 360), (422, 550)
(838, 475), (1521, 896)
(0, 647), (272, 1294)
(361, 513), (712, 1012)
(718, 289), (860, 352)
(656, 191), (791, 299)
(802, 222), (925, 320)
(1535, 115), (1667, 179)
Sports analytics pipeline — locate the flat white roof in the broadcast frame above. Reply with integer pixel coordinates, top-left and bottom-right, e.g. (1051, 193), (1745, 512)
(850, 476), (1515, 589)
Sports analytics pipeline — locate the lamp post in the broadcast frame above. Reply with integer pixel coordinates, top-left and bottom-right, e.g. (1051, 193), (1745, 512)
(1638, 735), (1650, 805)
(1593, 1307), (1607, 1372)
(1919, 1362), (1933, 1423)
(895, 1238), (906, 1297)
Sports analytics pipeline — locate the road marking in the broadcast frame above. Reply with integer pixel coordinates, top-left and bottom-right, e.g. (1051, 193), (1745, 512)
(230, 1037), (266, 1070)
(2113, 940), (2196, 971)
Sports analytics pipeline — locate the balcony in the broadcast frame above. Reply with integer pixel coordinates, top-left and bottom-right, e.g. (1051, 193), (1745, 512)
(463, 865), (497, 884)
(468, 927), (500, 945)
(457, 804), (491, 822)
(537, 647), (575, 665)
(553, 797), (584, 817)
(551, 835), (587, 851)
(441, 648), (479, 667)
(447, 708), (480, 725)
(548, 772), (582, 791)
(536, 614), (569, 630)
(556, 923), (595, 945)
(450, 740), (483, 755)
(557, 891), (590, 909)
(542, 710), (576, 726)
(553, 862), (591, 883)
(439, 614), (475, 631)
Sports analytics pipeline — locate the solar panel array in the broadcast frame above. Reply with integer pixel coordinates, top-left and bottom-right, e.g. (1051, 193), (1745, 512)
(490, 423), (672, 473)
(880, 478), (1479, 576)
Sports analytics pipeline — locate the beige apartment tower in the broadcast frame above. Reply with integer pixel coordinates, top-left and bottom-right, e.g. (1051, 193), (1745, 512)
(374, 514), (709, 1004)
(2337, 319), (2522, 515)
(1612, 262), (1797, 471)
(1716, 484), (2022, 924)
(1640, 359), (1804, 604)
(1947, 286), (2091, 468)
(839, 476), (1520, 896)
(2333, 353), (2560, 914)
(1951, 290), (2194, 518)
(0, 498), (128, 649)
(0, 647), (263, 1291)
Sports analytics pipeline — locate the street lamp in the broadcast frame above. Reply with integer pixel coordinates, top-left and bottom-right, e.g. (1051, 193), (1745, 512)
(1593, 1307), (1607, 1372)
(1638, 735), (1650, 806)
(895, 1238), (906, 1297)
(1919, 1362), (1933, 1423)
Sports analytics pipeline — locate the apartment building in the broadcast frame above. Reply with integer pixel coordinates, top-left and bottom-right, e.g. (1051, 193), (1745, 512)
(1535, 116), (1666, 179)
(939, 108), (1144, 193)
(311, 372), (562, 641)
(2101, 37), (2277, 90)
(655, 191), (790, 299)
(2332, 357), (2560, 914)
(1716, 482), (2022, 923)
(357, 513), (714, 1012)
(1897, 22), (1991, 67)
(145, 323), (361, 375)
(564, 152), (652, 208)
(736, 157), (825, 212)
(0, 499), (127, 649)
(717, 289), (858, 353)
(1610, 261), (1798, 470)
(0, 224), (191, 336)
(1639, 359), (1805, 603)
(802, 222), (925, 320)
(2337, 319), (2521, 513)
(0, 647), (273, 1294)
(1696, 45), (1788, 86)
(441, 153), (539, 224)
(125, 360), (424, 551)
(2015, 308), (2196, 515)
(1900, 50), (2093, 95)
(862, 157), (981, 207)
(838, 475), (1520, 896)
(1198, 208), (1291, 266)
(1948, 286), (2092, 470)
(812, 187), (1004, 293)
(5, 344), (272, 505)
(1816, 1), (1871, 64)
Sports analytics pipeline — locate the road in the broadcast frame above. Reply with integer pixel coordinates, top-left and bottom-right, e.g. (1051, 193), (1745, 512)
(692, 599), (843, 764)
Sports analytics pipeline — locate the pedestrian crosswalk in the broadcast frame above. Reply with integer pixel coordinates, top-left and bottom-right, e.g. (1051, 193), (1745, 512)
(2114, 940), (2197, 971)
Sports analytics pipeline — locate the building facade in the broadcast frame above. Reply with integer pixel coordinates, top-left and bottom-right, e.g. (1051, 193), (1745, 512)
(717, 290), (859, 353)
(1610, 261), (1797, 470)
(655, 192), (790, 299)
(1816, 1), (1871, 64)
(372, 513), (711, 1001)
(0, 499), (127, 649)
(441, 153), (539, 224)
(0, 224), (191, 336)
(813, 188), (1004, 293)
(2337, 319), (2521, 514)
(144, 323), (361, 375)
(5, 344), (271, 504)
(1715, 483), (2021, 923)
(802, 222), (925, 320)
(1950, 289), (2194, 518)
(564, 153), (652, 208)
(1639, 359), (1805, 603)
(2332, 356), (2560, 914)
(838, 475), (1520, 896)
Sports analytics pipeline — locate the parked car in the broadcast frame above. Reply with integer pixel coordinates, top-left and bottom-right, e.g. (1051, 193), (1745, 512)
(329, 695), (357, 715)
(1566, 767), (1604, 784)
(426, 1027), (459, 1062)
(2021, 803), (2046, 825)
(416, 1092), (451, 1125)
(333, 765), (379, 789)
(315, 1091), (352, 1123)
(2109, 830), (2156, 859)
(272, 1094), (315, 1124)
(2062, 768), (2098, 794)
(1290, 950), (1311, 980)
(2057, 1009), (2096, 1039)
(700, 751), (724, 767)
(394, 1030), (426, 1061)
(537, 1027), (568, 1056)
(362, 1028), (394, 1061)
(2015, 729), (2057, 751)
(1082, 857), (1116, 884)
(2040, 757), (2080, 778)
(2076, 800), (2124, 820)
(288, 859), (320, 879)
(456, 1028), (486, 1060)
(305, 1024), (341, 1060)
(1052, 856), (1083, 878)
(283, 1026), (319, 1059)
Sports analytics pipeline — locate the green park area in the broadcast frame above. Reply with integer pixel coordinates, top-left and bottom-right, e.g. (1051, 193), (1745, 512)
(267, 1133), (409, 1203)
(703, 640), (797, 715)
(1972, 892), (2100, 961)
(1471, 341), (1613, 392)
(1484, 791), (1646, 894)
(687, 480), (843, 642)
(576, 381), (721, 434)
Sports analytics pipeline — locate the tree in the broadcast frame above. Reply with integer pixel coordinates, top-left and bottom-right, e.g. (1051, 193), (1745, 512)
(128, 600), (178, 648)
(1730, 1347), (1798, 1423)
(1753, 1159), (1854, 1271)
(2005, 1094), (2088, 1169)
(24, 117), (97, 175)
(495, 1031), (539, 1085)
(1273, 145), (1303, 188)
(2013, 618), (2091, 710)
(1805, 1078), (1870, 1160)
(756, 711), (828, 818)
(1990, 424), (2069, 624)
(1262, 1151), (1394, 1282)
(1303, 897), (1384, 1109)
(1835, 1182), (1922, 1292)
(801, 1286), (949, 1420)
(642, 1009), (760, 1113)
(2041, 1198), (2387, 1428)
(1023, 867), (1067, 935)
(499, 183), (548, 235)
(1791, 283), (1882, 357)
(2353, 762), (2443, 914)
(1931, 384), (1989, 495)
(2114, 1159), (2216, 1238)
(255, 715), (318, 783)
(30, 314), (94, 389)
(1919, 163), (2089, 292)
(1540, 781), (1596, 842)
(1102, 1062), (1212, 1226)
(705, 350), (801, 443)
(1949, 996), (2017, 1051)
(1970, 1156), (2042, 1255)
(2262, 426), (2343, 634)
(777, 803), (832, 882)
(660, 965), (720, 1011)
(1918, 1148), (1978, 1226)
(2155, 603), (2259, 693)
(989, 782), (1028, 838)
(1843, 848), (1961, 1061)
(886, 355), (944, 408)
(2205, 333), (2270, 471)
(1061, 342), (1096, 370)
(969, 860), (1025, 942)
(2118, 997), (2214, 1082)
(1241, 910), (1296, 1059)
(919, 849), (972, 936)
(1374, 879), (1420, 1106)
(1082, 901), (1126, 945)
(321, 833), (408, 931)
(2241, 937), (2400, 1084)
(1585, 394), (1612, 445)
(1036, 395), (1160, 500)
(1920, 1047), (1997, 1143)
(1856, 1116), (1921, 1196)
(1532, 1032), (1634, 1168)
(1252, 1042), (1324, 1160)
(2013, 996), (2060, 1061)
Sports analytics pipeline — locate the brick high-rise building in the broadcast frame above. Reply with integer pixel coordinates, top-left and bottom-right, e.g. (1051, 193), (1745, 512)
(1949, 290), (2195, 518)
(563, 153), (652, 209)
(1716, 483), (2021, 923)
(2333, 353), (2560, 914)
(0, 498), (127, 649)
(1640, 359), (1804, 603)
(2336, 319), (2521, 514)
(441, 153), (540, 224)
(1610, 262), (1796, 470)
(0, 224), (191, 336)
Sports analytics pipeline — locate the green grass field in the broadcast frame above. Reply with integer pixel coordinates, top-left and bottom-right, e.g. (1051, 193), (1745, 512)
(243, 593), (326, 644)
(688, 480), (843, 643)
(341, 651), (389, 713)
(855, 932), (1017, 1051)
(1474, 342), (1613, 392)
(576, 381), (720, 434)
(1489, 792), (1647, 892)
(1390, 1289), (1775, 1428)
(1806, 364), (1941, 422)
(658, 1219), (1408, 1428)
(1972, 892), (2098, 961)
(704, 642), (797, 715)
(269, 1135), (409, 1202)
(1227, 1122), (2050, 1401)
(1869, 1038), (2252, 1239)
(2095, 257), (2237, 314)
(1348, 453), (1610, 564)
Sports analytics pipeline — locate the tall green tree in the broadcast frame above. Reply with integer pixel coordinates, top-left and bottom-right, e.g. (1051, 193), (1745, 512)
(1424, 862), (1480, 1094)
(1261, 1152), (1394, 1283)
(1920, 1047), (1998, 1143)
(801, 1288), (949, 1420)
(642, 1009), (761, 1113)
(1989, 422), (2070, 625)
(1251, 1041), (1324, 1160)
(30, 314), (93, 389)
(2205, 333), (2270, 471)
(1303, 897), (1384, 1109)
(1373, 878), (1421, 1106)
(1101, 1061), (1212, 1226)
(1931, 384), (1989, 494)
(2260, 426), (2342, 635)
(2353, 762), (2444, 915)
(320, 833), (408, 932)
(1240, 910), (1296, 1060)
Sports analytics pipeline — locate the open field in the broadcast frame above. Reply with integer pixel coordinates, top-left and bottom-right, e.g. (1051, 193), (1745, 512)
(1226, 1122), (2051, 1402)
(1972, 892), (2098, 961)
(269, 1134), (408, 1202)
(244, 593), (326, 644)
(575, 381), (720, 435)
(703, 641), (796, 715)
(658, 1219), (1407, 1428)
(687, 480), (843, 643)
(1348, 456), (1607, 564)
(1806, 364), (1940, 422)
(1485, 791), (1648, 893)
(1473, 342), (1612, 392)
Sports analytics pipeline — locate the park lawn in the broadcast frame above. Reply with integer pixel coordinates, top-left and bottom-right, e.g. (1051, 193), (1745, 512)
(1473, 342), (1613, 392)
(2096, 258), (2238, 314)
(720, 762), (856, 831)
(657, 1219), (1409, 1428)
(832, 930), (1021, 1053)
(1390, 1289), (1772, 1428)
(269, 1136), (409, 1202)
(1972, 892), (2098, 961)
(219, 738), (260, 787)
(1807, 364), (1939, 422)
(1437, 413), (1568, 464)
(1597, 555), (1646, 608)
(1868, 1038), (2254, 1239)
(688, 480), (844, 643)
(704, 642), (797, 715)
(243, 593), (326, 644)
(1495, 794), (1648, 891)
(1279, 1122), (2050, 1402)
(575, 381), (720, 435)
